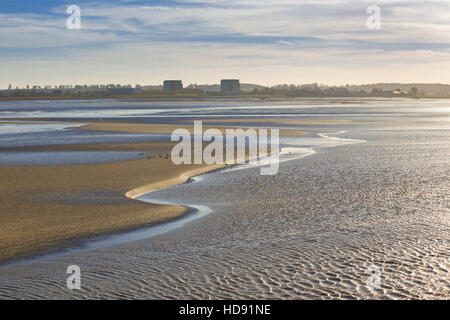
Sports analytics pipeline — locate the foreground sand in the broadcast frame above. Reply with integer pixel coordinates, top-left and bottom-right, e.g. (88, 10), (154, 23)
(1, 119), (298, 263)
(0, 141), (222, 263)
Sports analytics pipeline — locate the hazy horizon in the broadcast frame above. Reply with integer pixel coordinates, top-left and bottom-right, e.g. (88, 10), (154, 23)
(3, 81), (450, 91)
(1, 0), (450, 88)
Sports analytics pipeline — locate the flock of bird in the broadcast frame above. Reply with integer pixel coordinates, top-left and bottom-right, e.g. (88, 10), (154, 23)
(138, 152), (170, 160)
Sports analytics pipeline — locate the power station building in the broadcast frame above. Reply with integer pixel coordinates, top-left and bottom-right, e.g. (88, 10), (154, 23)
(221, 79), (241, 95)
(163, 80), (183, 93)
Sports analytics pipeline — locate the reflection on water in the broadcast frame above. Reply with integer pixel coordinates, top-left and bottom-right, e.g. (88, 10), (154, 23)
(0, 151), (144, 166)
(0, 122), (78, 135)
(1, 97), (449, 120)
(0, 122), (167, 148)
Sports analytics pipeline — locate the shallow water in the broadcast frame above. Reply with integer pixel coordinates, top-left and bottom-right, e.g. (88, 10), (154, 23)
(0, 151), (145, 166)
(0, 98), (448, 299)
(0, 122), (167, 149)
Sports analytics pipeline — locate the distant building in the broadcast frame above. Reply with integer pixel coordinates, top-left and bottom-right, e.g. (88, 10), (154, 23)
(163, 80), (183, 93)
(221, 79), (241, 95)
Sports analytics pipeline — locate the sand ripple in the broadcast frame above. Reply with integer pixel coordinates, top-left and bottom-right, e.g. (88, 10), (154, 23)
(0, 126), (448, 300)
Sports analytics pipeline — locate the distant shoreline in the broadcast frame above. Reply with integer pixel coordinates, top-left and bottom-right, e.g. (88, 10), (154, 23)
(0, 95), (443, 102)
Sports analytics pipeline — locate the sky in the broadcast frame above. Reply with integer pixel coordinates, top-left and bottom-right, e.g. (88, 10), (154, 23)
(0, 0), (449, 88)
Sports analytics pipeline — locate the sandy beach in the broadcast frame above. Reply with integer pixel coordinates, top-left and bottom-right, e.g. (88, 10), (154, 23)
(179, 118), (354, 125)
(77, 121), (309, 136)
(0, 139), (224, 262)
(0, 99), (448, 300)
(0, 119), (289, 263)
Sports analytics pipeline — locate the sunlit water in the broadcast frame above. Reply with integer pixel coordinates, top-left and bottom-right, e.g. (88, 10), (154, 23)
(0, 98), (448, 299)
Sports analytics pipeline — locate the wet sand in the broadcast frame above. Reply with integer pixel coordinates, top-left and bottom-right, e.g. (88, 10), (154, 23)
(0, 119), (284, 263)
(77, 122), (309, 136)
(0, 99), (448, 299)
(1, 126), (448, 299)
(0, 141), (222, 263)
(180, 118), (354, 125)
(180, 118), (402, 126)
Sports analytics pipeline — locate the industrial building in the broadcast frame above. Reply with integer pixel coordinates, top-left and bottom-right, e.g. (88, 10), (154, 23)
(163, 80), (183, 93)
(221, 79), (241, 95)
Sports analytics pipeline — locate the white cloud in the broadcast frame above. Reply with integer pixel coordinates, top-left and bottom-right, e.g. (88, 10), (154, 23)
(0, 0), (449, 87)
